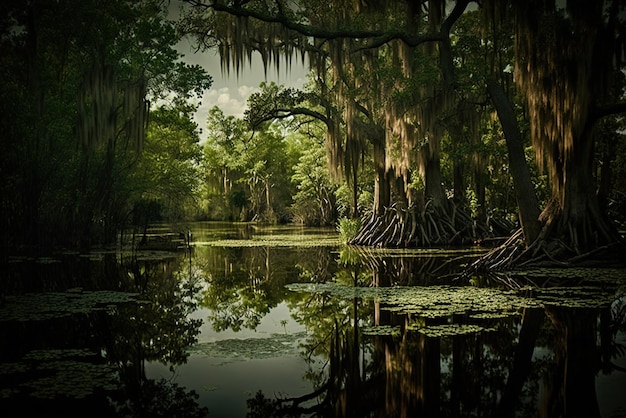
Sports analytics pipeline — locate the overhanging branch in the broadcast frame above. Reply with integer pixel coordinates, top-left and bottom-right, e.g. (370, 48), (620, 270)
(185, 0), (448, 48)
(592, 101), (626, 121)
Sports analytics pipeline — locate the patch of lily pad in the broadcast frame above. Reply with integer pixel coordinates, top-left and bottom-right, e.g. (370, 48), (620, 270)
(345, 246), (489, 258)
(361, 325), (402, 337)
(506, 267), (626, 285)
(0, 349), (118, 400)
(195, 234), (341, 248)
(408, 323), (497, 338)
(0, 288), (141, 322)
(286, 279), (622, 323)
(533, 286), (620, 309)
(286, 282), (542, 318)
(188, 332), (308, 360)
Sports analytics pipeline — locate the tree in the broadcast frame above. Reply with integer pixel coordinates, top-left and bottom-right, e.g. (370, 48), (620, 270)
(0, 0), (211, 251)
(180, 0), (498, 247)
(131, 105), (205, 225)
(181, 0), (626, 266)
(512, 0), (625, 255)
(290, 130), (338, 225)
(202, 104), (295, 222)
(202, 106), (250, 220)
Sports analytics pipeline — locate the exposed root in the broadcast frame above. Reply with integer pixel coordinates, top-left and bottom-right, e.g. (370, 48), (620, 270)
(463, 226), (626, 279)
(351, 200), (508, 248)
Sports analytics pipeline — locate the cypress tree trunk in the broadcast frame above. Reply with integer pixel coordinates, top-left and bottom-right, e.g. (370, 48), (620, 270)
(487, 80), (541, 245)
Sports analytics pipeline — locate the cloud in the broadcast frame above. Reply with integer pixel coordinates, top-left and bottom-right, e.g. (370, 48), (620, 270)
(194, 85), (260, 141)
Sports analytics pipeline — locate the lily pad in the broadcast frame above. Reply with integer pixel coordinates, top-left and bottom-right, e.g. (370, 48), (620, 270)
(188, 332), (308, 360)
(0, 290), (141, 322)
(361, 325), (402, 337)
(408, 323), (497, 338)
(0, 349), (118, 400)
(196, 234), (340, 248)
(286, 282), (541, 319)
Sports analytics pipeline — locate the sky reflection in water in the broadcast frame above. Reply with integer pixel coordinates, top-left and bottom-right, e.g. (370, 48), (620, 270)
(1, 222), (625, 417)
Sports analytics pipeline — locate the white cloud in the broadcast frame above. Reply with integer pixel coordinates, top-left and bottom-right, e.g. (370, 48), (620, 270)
(238, 85), (257, 99)
(202, 86), (256, 118)
(194, 85), (261, 142)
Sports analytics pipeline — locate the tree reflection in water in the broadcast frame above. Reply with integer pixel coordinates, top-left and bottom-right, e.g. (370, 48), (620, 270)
(0, 251), (207, 417)
(5, 225), (623, 417)
(246, 247), (626, 418)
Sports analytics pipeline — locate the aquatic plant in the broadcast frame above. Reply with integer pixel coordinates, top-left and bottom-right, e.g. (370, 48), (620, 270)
(337, 217), (361, 244)
(196, 233), (340, 248)
(0, 289), (141, 322)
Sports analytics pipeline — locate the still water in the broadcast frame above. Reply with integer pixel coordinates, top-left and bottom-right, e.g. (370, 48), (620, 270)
(1, 222), (625, 417)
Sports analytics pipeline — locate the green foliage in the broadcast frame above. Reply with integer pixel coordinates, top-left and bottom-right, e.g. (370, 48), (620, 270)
(133, 105), (205, 221)
(0, 0), (211, 251)
(337, 217), (361, 244)
(201, 106), (296, 223)
(290, 132), (338, 225)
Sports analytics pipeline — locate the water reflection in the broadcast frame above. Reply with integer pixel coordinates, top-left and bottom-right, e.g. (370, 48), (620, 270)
(1, 222), (625, 417)
(0, 250), (207, 416)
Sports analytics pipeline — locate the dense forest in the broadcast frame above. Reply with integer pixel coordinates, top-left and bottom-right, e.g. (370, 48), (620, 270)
(1, 0), (625, 270)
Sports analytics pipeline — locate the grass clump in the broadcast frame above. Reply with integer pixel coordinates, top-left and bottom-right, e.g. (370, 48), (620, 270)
(337, 217), (361, 244)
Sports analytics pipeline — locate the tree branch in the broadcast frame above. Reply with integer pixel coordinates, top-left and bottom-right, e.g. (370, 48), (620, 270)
(185, 0), (445, 47)
(592, 101), (626, 121)
(248, 106), (330, 129)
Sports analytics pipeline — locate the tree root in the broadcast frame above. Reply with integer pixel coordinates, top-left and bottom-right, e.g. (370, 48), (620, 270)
(463, 226), (626, 279)
(351, 200), (498, 248)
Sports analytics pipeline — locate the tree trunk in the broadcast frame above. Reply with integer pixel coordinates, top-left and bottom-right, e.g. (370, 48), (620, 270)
(540, 127), (621, 254)
(453, 160), (466, 205)
(423, 153), (447, 209)
(374, 166), (391, 217)
(487, 80), (541, 245)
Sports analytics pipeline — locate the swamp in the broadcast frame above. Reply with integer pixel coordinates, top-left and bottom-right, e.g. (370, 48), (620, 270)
(3, 0), (626, 416)
(1, 223), (625, 417)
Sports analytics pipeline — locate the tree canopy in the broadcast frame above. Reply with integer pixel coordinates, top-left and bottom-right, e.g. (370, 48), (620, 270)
(180, 0), (626, 267)
(2, 0), (625, 269)
(0, 0), (211, 251)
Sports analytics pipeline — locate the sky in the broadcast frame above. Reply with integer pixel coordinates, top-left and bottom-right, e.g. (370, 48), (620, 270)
(167, 1), (309, 139)
(175, 37), (309, 139)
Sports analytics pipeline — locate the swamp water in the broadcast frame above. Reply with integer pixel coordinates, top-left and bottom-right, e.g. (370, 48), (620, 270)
(1, 222), (625, 417)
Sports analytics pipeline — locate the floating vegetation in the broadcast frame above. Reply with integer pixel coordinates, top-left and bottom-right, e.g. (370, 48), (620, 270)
(409, 323), (497, 338)
(533, 286), (618, 308)
(0, 349), (118, 400)
(470, 312), (520, 320)
(0, 289), (141, 322)
(361, 325), (402, 337)
(506, 267), (626, 284)
(346, 246), (489, 258)
(188, 332), (308, 360)
(197, 234), (341, 248)
(286, 279), (622, 322)
(286, 282), (541, 319)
